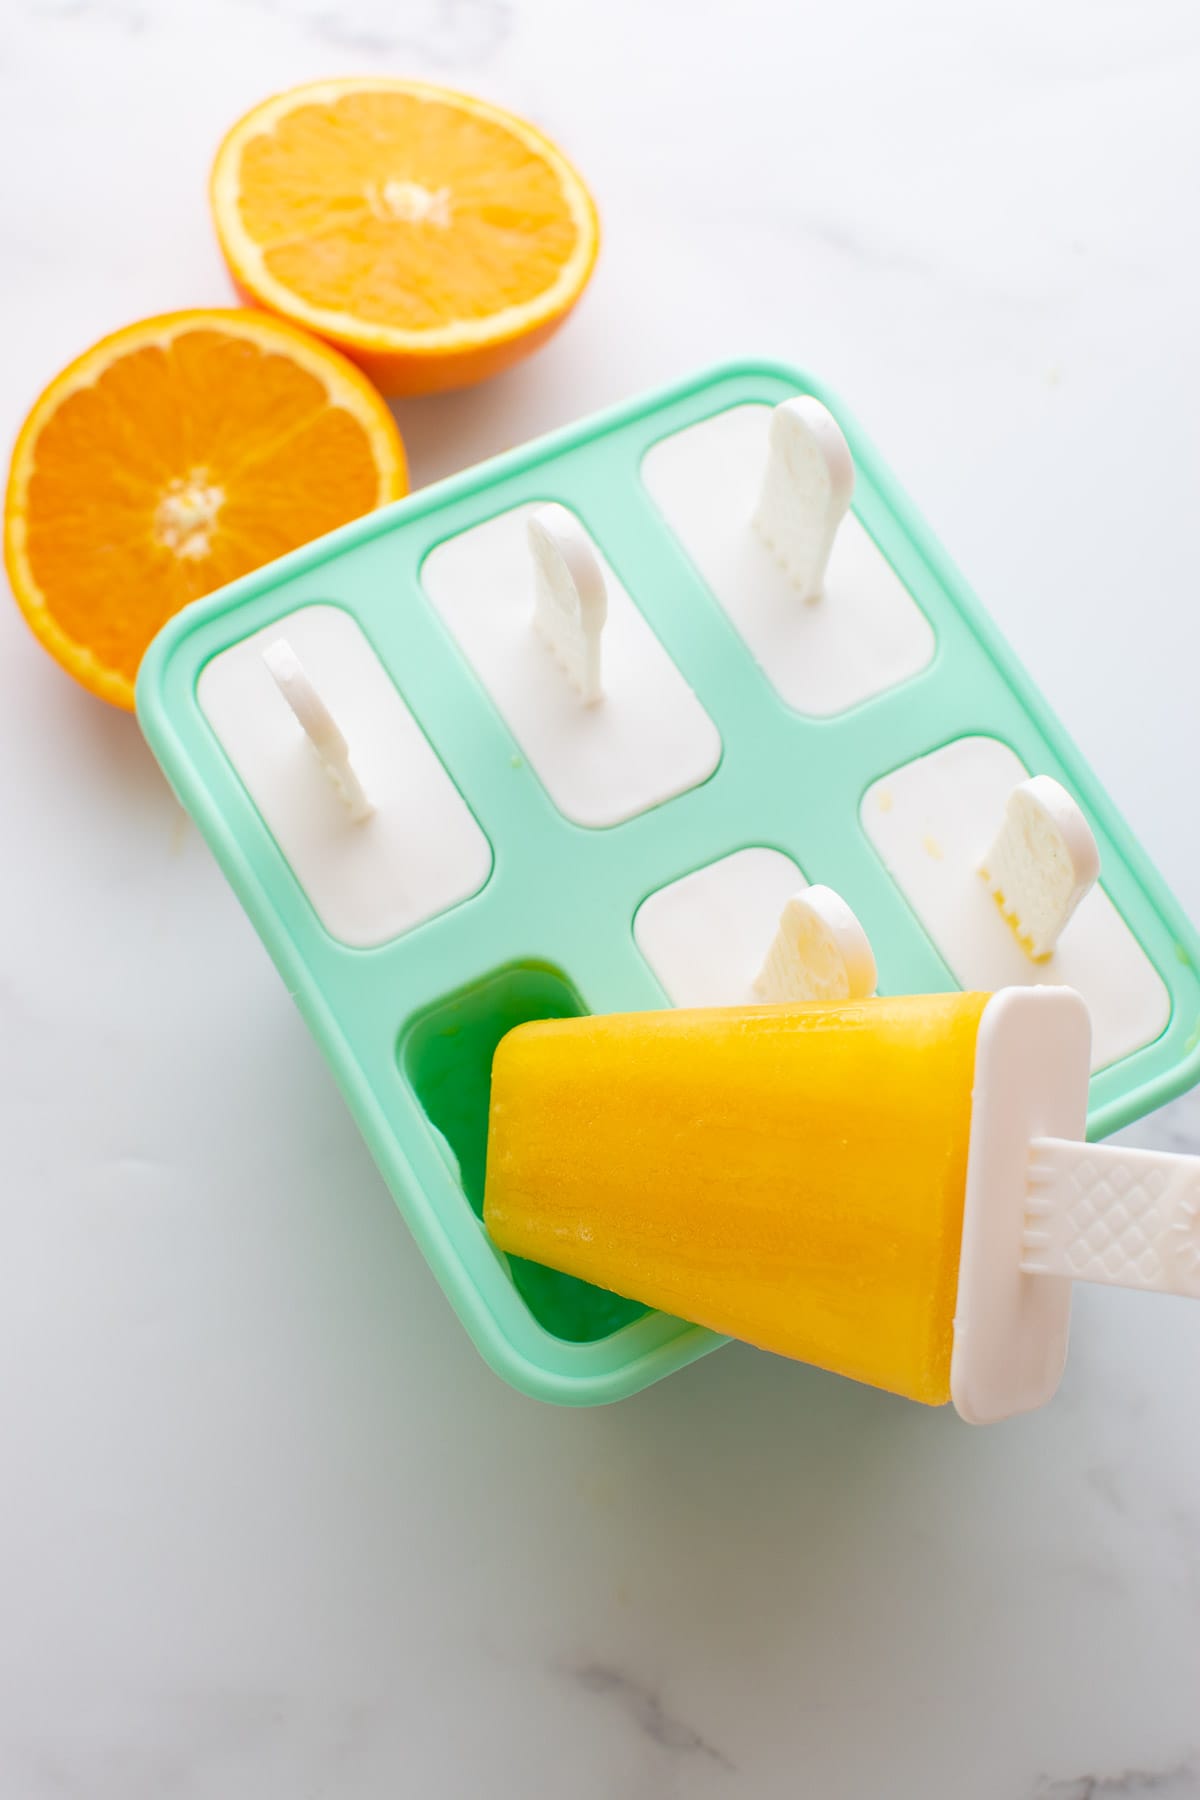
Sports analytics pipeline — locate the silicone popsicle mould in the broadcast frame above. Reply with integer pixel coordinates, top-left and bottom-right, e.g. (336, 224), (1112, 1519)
(137, 359), (1200, 1406)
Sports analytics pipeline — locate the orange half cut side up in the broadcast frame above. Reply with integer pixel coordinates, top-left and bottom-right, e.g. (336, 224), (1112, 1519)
(3, 308), (407, 709)
(210, 78), (601, 395)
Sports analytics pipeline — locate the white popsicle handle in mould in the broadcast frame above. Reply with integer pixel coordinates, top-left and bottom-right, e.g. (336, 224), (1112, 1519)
(753, 884), (877, 1003)
(262, 637), (373, 824)
(753, 397), (855, 601)
(980, 775), (1100, 960)
(528, 503), (607, 705)
(1022, 1138), (1200, 1297)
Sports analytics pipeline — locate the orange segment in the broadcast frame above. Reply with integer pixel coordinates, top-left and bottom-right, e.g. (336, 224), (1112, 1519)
(210, 79), (600, 395)
(3, 309), (407, 710)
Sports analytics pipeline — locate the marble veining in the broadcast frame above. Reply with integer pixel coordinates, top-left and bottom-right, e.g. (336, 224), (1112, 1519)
(566, 1662), (735, 1771)
(1033, 1760), (1199, 1799)
(246, 0), (514, 62)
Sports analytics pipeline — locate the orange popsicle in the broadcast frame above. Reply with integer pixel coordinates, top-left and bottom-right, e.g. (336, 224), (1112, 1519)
(484, 988), (1100, 1420)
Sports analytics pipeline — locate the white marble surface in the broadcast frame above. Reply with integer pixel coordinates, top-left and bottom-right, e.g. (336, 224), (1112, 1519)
(2, 1), (1200, 1793)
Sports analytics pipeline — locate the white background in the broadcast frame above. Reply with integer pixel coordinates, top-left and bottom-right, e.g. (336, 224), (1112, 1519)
(2, 2), (1199, 1795)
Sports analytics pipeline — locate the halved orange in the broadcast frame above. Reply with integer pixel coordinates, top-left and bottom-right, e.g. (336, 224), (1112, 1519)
(4, 309), (407, 710)
(210, 78), (600, 396)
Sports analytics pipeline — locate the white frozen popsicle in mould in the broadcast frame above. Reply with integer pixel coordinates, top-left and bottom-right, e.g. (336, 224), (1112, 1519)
(979, 775), (1100, 960)
(641, 402), (934, 716)
(634, 849), (807, 1007)
(861, 738), (1166, 1072)
(423, 502), (719, 829)
(634, 854), (877, 1009)
(200, 606), (491, 946)
(754, 884), (877, 1003)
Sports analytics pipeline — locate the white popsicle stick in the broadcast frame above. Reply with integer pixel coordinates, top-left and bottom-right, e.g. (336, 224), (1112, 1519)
(752, 397), (855, 602)
(979, 775), (1099, 960)
(262, 638), (373, 823)
(1022, 1138), (1200, 1297)
(528, 503), (607, 705)
(953, 987), (1200, 1424)
(753, 884), (877, 1004)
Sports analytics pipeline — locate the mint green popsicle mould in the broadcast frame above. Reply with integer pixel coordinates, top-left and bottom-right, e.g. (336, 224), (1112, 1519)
(136, 359), (1200, 1406)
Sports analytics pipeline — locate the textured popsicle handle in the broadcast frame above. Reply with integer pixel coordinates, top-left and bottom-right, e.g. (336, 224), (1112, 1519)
(1022, 1138), (1200, 1296)
(262, 638), (373, 823)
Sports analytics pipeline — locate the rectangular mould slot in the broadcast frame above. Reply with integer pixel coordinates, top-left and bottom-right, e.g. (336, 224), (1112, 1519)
(859, 734), (1170, 1073)
(400, 960), (648, 1344)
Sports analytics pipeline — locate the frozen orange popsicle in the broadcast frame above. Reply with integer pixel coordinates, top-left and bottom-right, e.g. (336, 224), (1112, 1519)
(484, 987), (1200, 1421)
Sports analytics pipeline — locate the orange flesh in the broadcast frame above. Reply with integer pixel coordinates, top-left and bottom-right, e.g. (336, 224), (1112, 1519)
(5, 313), (406, 707)
(211, 80), (600, 394)
(484, 992), (991, 1405)
(239, 93), (581, 330)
